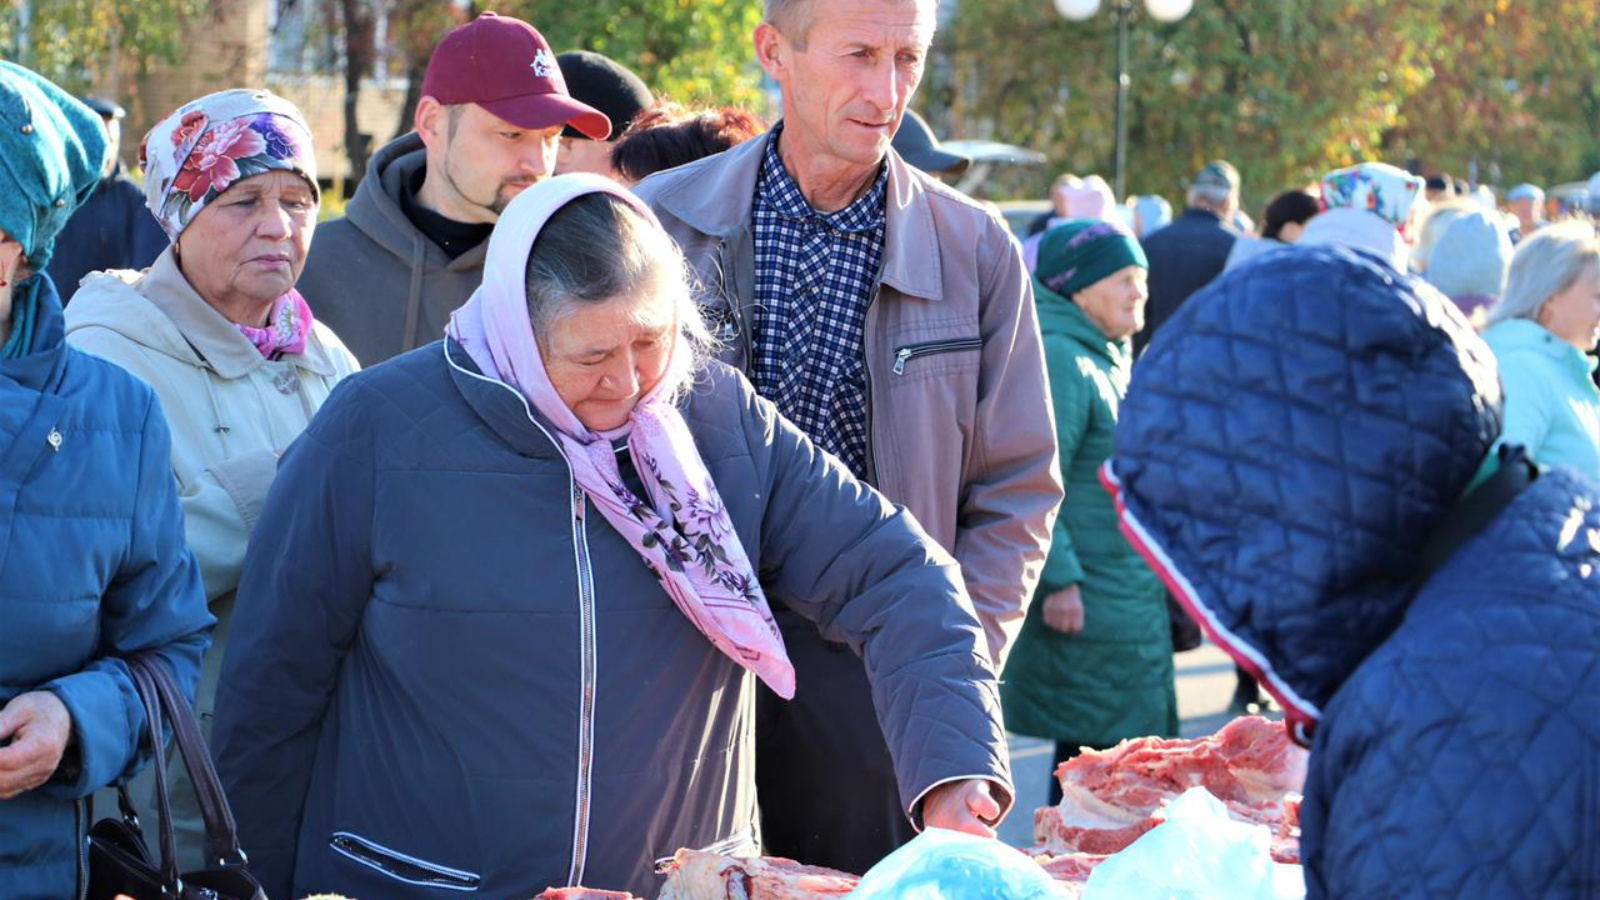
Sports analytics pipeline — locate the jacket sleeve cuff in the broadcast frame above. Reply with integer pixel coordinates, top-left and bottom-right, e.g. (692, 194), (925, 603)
(1040, 552), (1084, 592)
(906, 775), (1017, 832)
(37, 667), (138, 799)
(209, 449), (282, 533)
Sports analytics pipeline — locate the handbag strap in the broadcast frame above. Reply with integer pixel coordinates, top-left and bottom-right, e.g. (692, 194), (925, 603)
(127, 653), (249, 869)
(1413, 443), (1539, 587)
(126, 656), (183, 893)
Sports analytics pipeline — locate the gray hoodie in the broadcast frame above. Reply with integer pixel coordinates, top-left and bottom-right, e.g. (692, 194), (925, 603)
(296, 133), (488, 365)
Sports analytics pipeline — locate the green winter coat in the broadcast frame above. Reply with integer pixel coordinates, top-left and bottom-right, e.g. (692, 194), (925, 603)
(1001, 288), (1177, 746)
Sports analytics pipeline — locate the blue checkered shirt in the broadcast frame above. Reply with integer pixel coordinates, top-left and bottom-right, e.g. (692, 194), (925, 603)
(750, 128), (888, 479)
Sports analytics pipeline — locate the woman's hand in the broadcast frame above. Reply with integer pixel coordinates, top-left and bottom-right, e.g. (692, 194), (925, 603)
(1042, 585), (1085, 634)
(922, 778), (1004, 838)
(0, 691), (73, 798)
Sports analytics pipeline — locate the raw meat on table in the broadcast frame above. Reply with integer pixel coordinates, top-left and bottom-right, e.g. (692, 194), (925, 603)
(1031, 716), (1307, 864)
(656, 849), (859, 900)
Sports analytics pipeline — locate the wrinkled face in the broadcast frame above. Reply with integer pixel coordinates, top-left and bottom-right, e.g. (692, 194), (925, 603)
(1074, 264), (1150, 340)
(177, 170), (317, 316)
(420, 101), (561, 223)
(760, 0), (934, 172)
(541, 292), (677, 431)
(1539, 263), (1600, 351)
(555, 136), (620, 181)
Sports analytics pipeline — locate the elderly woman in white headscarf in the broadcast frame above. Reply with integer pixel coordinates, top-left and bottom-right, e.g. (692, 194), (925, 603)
(212, 174), (1013, 900)
(64, 88), (358, 866)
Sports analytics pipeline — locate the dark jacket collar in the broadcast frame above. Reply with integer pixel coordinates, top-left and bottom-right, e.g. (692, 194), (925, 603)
(441, 338), (566, 462)
(0, 274), (68, 393)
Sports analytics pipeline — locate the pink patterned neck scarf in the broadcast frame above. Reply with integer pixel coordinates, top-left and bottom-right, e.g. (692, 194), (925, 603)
(237, 290), (313, 360)
(447, 174), (795, 699)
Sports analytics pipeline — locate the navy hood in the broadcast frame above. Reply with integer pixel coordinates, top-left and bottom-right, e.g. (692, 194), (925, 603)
(1102, 244), (1503, 742)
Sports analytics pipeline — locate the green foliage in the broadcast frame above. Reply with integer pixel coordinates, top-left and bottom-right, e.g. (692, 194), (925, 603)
(495, 0), (768, 109)
(935, 0), (1600, 209)
(0, 0), (207, 93)
(1386, 0), (1600, 189)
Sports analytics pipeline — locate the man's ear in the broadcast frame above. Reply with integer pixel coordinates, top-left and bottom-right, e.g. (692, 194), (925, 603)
(415, 96), (446, 152)
(754, 21), (789, 82)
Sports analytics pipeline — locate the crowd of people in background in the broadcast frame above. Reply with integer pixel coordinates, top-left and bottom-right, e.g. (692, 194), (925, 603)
(1, 1), (1599, 899)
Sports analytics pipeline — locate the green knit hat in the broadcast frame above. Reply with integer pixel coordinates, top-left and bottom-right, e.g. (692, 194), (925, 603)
(0, 61), (107, 272)
(1034, 218), (1147, 300)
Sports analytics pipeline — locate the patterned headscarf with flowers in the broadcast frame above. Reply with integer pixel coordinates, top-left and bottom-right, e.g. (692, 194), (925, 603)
(140, 88), (319, 242)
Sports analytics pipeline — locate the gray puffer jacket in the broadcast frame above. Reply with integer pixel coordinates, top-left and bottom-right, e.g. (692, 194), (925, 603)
(212, 340), (1012, 900)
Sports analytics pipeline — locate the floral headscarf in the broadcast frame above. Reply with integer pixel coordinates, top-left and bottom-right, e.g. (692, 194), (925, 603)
(1319, 163), (1425, 234)
(139, 89), (318, 241)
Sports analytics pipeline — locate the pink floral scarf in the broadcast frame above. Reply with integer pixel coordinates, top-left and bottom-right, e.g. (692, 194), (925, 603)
(447, 174), (795, 699)
(237, 289), (314, 361)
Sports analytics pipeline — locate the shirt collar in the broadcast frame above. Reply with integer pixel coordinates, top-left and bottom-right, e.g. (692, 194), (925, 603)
(759, 122), (887, 236)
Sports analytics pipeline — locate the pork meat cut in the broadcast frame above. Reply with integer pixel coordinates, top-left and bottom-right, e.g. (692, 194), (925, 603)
(655, 849), (860, 900)
(1031, 716), (1307, 863)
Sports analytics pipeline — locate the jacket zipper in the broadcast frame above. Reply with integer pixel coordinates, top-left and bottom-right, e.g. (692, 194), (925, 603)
(567, 480), (599, 887)
(892, 337), (984, 375)
(442, 342), (599, 891)
(74, 798), (88, 900)
(862, 285), (887, 485)
(328, 831), (481, 891)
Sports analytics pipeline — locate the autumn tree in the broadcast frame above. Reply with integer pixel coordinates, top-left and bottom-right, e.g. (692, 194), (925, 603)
(1385, 0), (1600, 190)
(936, 0), (1466, 208)
(494, 0), (767, 109)
(1, 0), (208, 94)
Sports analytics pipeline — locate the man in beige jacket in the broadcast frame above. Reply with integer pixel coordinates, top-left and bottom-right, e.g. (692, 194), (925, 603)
(633, 0), (1060, 874)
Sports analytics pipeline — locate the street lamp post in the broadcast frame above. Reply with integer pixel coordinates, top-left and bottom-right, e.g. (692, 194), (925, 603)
(1054, 0), (1194, 200)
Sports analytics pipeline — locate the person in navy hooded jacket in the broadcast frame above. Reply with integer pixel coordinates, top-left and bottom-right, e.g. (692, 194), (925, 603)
(0, 61), (213, 900)
(1105, 239), (1600, 899)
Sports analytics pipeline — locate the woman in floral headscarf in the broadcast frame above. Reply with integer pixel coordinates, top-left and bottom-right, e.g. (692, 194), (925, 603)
(62, 88), (358, 868)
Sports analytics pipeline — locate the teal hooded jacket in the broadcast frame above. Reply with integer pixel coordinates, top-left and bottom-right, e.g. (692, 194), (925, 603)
(1001, 284), (1177, 746)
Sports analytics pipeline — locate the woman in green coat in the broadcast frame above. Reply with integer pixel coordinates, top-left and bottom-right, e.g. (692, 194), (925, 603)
(1001, 219), (1178, 803)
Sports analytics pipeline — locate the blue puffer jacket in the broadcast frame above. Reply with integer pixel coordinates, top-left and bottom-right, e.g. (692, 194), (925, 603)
(1104, 244), (1600, 899)
(0, 275), (213, 900)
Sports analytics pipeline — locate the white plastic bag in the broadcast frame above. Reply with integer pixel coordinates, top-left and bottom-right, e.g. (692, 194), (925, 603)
(849, 827), (1069, 900)
(1081, 788), (1304, 900)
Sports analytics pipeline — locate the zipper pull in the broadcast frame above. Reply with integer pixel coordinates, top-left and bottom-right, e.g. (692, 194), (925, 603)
(46, 428), (62, 452)
(893, 347), (913, 375)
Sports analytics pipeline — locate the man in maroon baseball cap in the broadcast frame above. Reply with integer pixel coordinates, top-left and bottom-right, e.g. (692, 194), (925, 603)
(421, 12), (611, 142)
(296, 12), (613, 365)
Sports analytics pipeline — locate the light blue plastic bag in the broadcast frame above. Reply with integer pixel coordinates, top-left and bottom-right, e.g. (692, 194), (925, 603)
(1081, 788), (1305, 900)
(848, 827), (1070, 900)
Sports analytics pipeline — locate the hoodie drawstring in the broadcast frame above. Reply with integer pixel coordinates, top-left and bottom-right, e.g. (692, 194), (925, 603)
(401, 231), (426, 353)
(203, 369), (233, 457)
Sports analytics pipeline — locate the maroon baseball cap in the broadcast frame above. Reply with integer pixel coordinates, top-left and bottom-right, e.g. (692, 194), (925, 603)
(421, 12), (612, 140)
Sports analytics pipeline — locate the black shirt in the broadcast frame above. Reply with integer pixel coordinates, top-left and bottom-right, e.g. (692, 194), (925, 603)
(398, 168), (493, 261)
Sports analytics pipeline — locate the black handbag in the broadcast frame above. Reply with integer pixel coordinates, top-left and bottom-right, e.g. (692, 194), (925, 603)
(86, 653), (265, 900)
